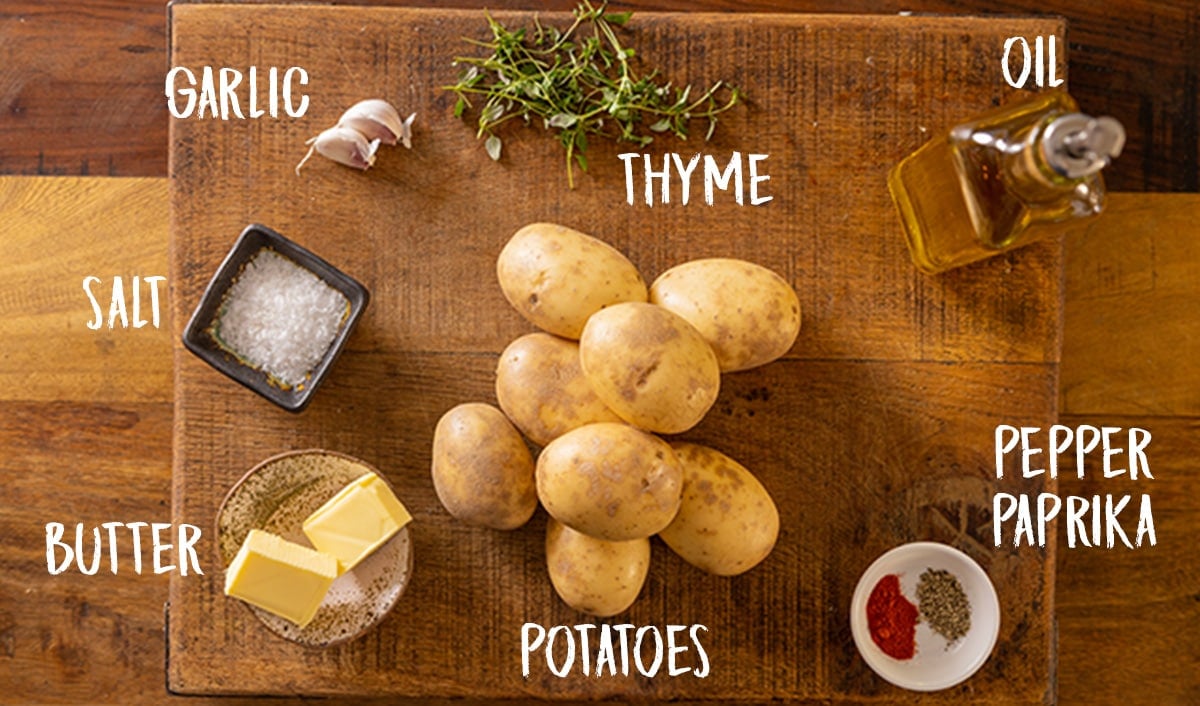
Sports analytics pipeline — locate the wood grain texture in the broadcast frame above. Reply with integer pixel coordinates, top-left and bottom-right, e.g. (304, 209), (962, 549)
(0, 399), (175, 704)
(1055, 415), (1200, 705)
(2, 0), (1197, 193)
(168, 7), (1061, 699)
(0, 178), (173, 700)
(0, 177), (171, 403)
(0, 0), (167, 177)
(1061, 194), (1200, 418)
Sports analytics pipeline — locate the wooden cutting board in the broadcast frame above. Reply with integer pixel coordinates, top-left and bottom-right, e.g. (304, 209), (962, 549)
(169, 5), (1062, 700)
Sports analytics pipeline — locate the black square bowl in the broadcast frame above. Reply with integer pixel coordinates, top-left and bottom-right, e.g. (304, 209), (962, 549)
(181, 224), (370, 413)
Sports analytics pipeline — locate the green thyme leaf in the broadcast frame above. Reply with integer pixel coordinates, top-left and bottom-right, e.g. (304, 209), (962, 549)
(485, 134), (502, 161)
(603, 11), (632, 26)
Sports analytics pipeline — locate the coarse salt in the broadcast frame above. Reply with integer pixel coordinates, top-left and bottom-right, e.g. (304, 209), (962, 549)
(214, 248), (349, 387)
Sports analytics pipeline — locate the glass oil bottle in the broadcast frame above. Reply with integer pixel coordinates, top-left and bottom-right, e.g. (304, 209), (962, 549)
(888, 92), (1125, 274)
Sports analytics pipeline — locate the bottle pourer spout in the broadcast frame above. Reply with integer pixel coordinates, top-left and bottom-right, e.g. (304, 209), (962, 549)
(1042, 113), (1125, 178)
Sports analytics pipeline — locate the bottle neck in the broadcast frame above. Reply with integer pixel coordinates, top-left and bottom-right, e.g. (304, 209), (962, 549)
(1007, 112), (1123, 207)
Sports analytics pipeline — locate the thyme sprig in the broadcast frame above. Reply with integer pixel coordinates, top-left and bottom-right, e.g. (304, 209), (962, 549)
(445, 1), (742, 188)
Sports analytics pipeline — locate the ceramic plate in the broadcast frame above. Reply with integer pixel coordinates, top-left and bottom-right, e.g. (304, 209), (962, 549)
(216, 449), (412, 647)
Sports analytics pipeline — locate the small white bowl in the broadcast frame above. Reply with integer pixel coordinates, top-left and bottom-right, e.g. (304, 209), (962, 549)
(850, 542), (1000, 691)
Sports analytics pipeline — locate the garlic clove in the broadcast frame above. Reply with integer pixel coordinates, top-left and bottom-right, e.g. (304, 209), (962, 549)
(338, 114), (397, 146)
(337, 99), (409, 146)
(295, 126), (381, 174)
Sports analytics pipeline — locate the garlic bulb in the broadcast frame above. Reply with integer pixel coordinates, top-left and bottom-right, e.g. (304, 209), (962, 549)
(295, 98), (415, 174)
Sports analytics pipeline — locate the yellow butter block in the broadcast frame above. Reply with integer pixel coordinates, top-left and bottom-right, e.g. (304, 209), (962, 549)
(303, 472), (412, 573)
(223, 529), (338, 628)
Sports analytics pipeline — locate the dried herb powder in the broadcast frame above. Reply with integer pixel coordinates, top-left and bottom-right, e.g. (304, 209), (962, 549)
(866, 573), (919, 660)
(916, 568), (971, 645)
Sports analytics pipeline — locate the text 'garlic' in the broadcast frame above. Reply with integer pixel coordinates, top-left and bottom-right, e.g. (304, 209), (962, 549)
(296, 98), (416, 174)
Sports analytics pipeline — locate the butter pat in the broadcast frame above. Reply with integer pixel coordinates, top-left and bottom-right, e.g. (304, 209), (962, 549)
(224, 529), (337, 627)
(303, 472), (412, 572)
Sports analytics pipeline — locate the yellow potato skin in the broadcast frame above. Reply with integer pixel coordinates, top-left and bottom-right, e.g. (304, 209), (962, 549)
(536, 423), (683, 541)
(497, 223), (648, 339)
(650, 258), (801, 372)
(495, 332), (623, 447)
(431, 403), (537, 530)
(579, 302), (720, 434)
(658, 443), (779, 576)
(545, 518), (650, 617)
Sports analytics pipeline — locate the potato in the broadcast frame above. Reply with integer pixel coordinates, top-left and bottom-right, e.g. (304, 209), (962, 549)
(537, 423), (683, 541)
(496, 223), (647, 339)
(579, 302), (720, 434)
(658, 443), (779, 576)
(546, 518), (650, 617)
(649, 258), (801, 372)
(431, 403), (537, 530)
(495, 332), (623, 447)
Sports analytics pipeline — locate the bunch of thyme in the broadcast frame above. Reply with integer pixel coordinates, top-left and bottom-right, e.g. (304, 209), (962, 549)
(445, 0), (742, 188)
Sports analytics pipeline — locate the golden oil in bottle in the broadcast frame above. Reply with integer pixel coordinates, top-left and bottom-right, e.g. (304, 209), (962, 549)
(889, 92), (1124, 274)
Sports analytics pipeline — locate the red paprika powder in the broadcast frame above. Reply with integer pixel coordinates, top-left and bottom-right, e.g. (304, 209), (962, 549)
(866, 573), (918, 660)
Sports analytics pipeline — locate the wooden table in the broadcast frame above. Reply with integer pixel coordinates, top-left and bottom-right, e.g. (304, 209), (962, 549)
(0, 2), (1198, 704)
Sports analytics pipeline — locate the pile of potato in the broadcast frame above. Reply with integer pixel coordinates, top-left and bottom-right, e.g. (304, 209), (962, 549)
(431, 223), (800, 617)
